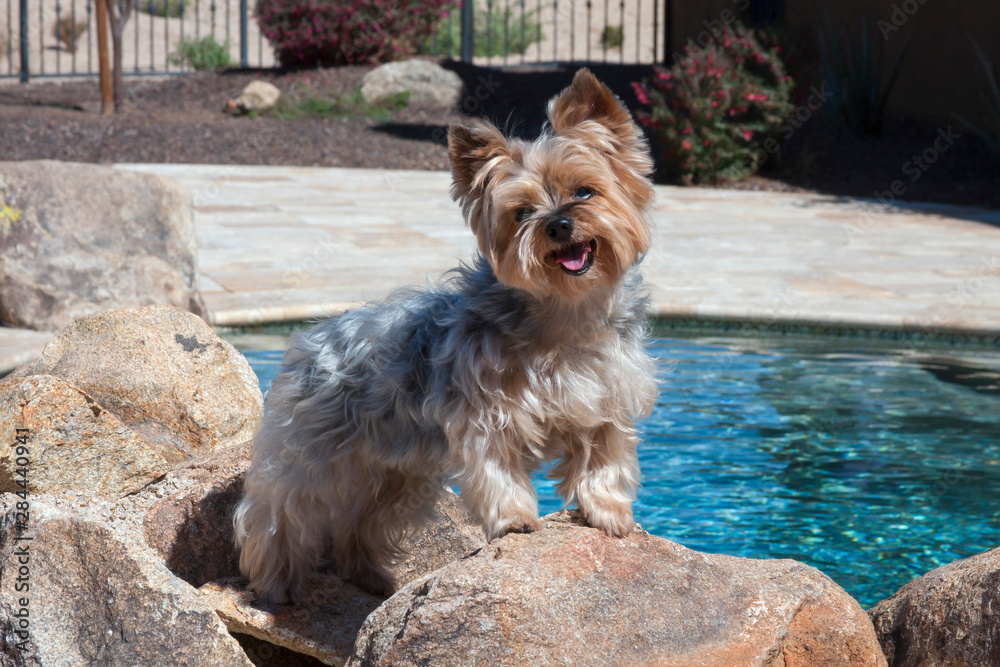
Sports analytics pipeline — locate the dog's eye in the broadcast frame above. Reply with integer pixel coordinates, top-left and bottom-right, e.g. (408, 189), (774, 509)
(575, 187), (594, 200)
(515, 207), (533, 222)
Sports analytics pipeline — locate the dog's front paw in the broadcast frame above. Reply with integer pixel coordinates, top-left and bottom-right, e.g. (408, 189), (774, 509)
(488, 515), (543, 540)
(584, 504), (635, 538)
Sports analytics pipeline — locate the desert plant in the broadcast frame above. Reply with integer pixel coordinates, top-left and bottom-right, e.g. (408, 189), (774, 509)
(421, 2), (542, 58)
(52, 15), (89, 53)
(139, 0), (184, 18)
(954, 39), (1000, 154)
(256, 0), (451, 68)
(169, 36), (233, 70)
(600, 25), (623, 50)
(819, 15), (910, 135)
(632, 21), (794, 185)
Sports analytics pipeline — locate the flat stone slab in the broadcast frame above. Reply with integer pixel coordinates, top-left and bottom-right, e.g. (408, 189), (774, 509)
(3, 163), (998, 373)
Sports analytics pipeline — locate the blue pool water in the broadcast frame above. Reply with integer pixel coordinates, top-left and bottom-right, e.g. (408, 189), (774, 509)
(241, 336), (1000, 608)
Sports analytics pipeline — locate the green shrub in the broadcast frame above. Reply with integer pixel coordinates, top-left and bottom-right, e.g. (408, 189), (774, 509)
(257, 0), (450, 68)
(601, 25), (623, 50)
(169, 36), (233, 70)
(53, 15), (88, 53)
(421, 3), (542, 58)
(269, 86), (409, 122)
(632, 21), (794, 185)
(139, 0), (185, 18)
(819, 16), (910, 135)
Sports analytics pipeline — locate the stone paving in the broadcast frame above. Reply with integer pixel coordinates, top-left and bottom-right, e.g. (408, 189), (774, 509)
(2, 163), (1000, 373)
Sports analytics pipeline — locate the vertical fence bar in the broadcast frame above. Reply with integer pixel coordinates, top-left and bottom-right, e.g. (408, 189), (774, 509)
(585, 0), (590, 61)
(617, 0), (623, 63)
(551, 0), (557, 63)
(535, 0), (540, 62)
(461, 0), (473, 62)
(519, 0), (524, 64)
(6, 0), (13, 75)
(148, 0), (153, 70)
(634, 0), (639, 62)
(163, 0), (168, 70)
(132, 0), (138, 71)
(224, 0), (230, 49)
(662, 0), (671, 64)
(71, 1), (78, 73)
(18, 0), (27, 80)
(37, 0), (43, 74)
(568, 0), (573, 62)
(55, 2), (62, 75)
(653, 0), (660, 63)
(502, 0), (508, 65)
(180, 0), (186, 71)
(601, 0), (607, 62)
(239, 0), (246, 67)
(485, 0), (492, 64)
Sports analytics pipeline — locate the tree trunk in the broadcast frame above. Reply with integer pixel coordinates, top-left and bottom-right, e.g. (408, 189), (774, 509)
(105, 0), (133, 112)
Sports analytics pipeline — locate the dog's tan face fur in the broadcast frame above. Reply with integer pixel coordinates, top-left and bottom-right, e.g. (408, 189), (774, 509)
(448, 69), (654, 301)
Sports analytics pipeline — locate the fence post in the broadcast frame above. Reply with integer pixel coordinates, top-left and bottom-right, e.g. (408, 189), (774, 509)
(18, 0), (28, 82)
(461, 0), (474, 63)
(662, 0), (672, 64)
(239, 0), (248, 68)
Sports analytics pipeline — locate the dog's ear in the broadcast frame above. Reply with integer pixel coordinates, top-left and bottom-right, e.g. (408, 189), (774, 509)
(448, 122), (511, 203)
(547, 68), (635, 135)
(547, 68), (652, 177)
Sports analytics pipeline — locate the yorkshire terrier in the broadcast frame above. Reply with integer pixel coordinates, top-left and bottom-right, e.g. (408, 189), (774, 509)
(234, 69), (659, 603)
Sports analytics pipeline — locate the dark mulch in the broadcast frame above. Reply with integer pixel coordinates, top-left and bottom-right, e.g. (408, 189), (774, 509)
(1, 60), (997, 208)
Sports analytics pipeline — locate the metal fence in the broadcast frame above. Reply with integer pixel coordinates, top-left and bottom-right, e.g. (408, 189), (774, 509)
(1, 0), (669, 81)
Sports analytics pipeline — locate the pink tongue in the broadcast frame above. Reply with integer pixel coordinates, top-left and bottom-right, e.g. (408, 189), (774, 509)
(557, 243), (590, 271)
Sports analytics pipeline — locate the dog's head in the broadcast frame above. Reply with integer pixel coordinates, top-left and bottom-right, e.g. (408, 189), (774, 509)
(448, 68), (654, 301)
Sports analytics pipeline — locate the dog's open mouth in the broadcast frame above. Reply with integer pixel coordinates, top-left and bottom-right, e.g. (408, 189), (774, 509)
(555, 240), (596, 275)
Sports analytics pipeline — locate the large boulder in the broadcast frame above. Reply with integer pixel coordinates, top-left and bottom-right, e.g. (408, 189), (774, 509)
(0, 160), (206, 331)
(360, 59), (462, 108)
(868, 546), (1000, 667)
(350, 511), (887, 667)
(0, 374), (169, 499)
(7, 304), (262, 463)
(0, 497), (253, 666)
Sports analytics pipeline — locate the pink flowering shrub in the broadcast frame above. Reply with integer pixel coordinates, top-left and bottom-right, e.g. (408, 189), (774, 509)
(632, 22), (793, 184)
(256, 0), (453, 67)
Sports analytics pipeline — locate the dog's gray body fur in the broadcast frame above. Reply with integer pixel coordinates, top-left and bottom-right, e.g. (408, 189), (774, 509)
(234, 255), (656, 601)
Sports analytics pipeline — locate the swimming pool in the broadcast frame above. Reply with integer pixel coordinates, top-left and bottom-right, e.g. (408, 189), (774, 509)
(239, 334), (1000, 608)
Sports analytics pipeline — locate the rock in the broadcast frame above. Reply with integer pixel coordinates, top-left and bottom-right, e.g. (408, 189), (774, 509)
(350, 510), (887, 667)
(0, 160), (206, 331)
(0, 375), (169, 499)
(201, 576), (383, 666)
(147, 446), (484, 665)
(225, 80), (281, 115)
(0, 497), (253, 666)
(868, 547), (1000, 667)
(8, 305), (263, 463)
(387, 488), (486, 585)
(143, 443), (253, 587)
(360, 59), (462, 108)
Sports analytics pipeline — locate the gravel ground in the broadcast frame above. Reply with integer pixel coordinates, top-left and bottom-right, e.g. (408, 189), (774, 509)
(1, 60), (997, 208)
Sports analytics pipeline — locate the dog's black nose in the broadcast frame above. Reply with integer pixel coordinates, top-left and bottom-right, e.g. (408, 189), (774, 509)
(546, 218), (574, 243)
